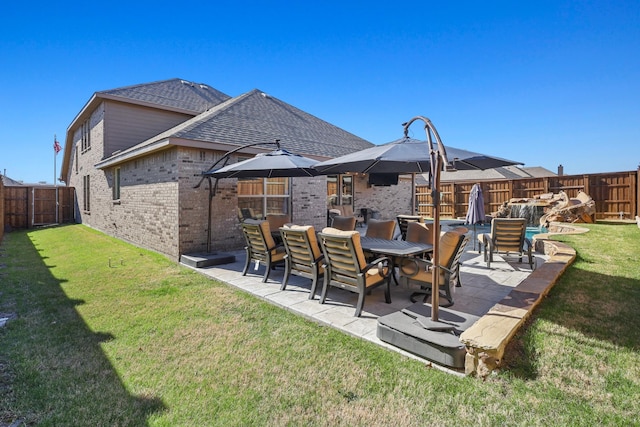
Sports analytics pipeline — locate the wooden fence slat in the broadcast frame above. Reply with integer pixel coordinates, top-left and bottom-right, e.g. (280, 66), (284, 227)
(3, 186), (75, 229)
(416, 170), (637, 221)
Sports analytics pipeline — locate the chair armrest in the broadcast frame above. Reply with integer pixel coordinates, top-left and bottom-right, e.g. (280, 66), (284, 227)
(267, 242), (284, 252)
(362, 256), (392, 278)
(400, 257), (434, 277)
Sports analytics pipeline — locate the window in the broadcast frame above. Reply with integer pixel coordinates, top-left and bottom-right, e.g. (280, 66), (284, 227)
(74, 146), (78, 174)
(82, 174), (91, 212)
(237, 177), (290, 218)
(327, 175), (353, 207)
(112, 167), (121, 201)
(81, 119), (91, 152)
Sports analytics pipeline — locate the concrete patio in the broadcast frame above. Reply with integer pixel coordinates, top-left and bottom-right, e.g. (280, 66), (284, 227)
(181, 230), (549, 375)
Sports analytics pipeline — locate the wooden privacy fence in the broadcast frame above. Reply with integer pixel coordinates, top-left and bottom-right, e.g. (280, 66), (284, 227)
(2, 186), (75, 230)
(416, 170), (639, 221)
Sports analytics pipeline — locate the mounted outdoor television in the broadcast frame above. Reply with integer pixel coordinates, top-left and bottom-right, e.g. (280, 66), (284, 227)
(368, 173), (399, 186)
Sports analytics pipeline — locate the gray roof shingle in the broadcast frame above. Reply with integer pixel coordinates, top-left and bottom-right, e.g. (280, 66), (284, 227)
(99, 78), (231, 114)
(150, 89), (373, 158)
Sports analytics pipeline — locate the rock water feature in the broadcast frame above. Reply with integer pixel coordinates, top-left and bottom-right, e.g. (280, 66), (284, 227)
(493, 191), (595, 227)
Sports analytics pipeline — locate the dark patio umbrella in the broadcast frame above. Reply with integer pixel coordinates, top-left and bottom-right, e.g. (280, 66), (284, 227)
(313, 136), (521, 223)
(209, 149), (319, 178)
(195, 141), (318, 253)
(313, 137), (521, 174)
(316, 117), (522, 321)
(465, 183), (486, 251)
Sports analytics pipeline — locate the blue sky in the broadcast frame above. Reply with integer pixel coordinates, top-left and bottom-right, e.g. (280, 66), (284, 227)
(1, 1), (638, 184)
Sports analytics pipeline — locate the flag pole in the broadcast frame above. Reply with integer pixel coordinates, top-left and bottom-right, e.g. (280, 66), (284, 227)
(54, 134), (59, 224)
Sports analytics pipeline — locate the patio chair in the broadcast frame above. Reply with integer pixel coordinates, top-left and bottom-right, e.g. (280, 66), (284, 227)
(405, 221), (433, 246)
(328, 204), (365, 228)
(240, 219), (286, 282)
(331, 215), (357, 231)
(266, 213), (291, 230)
(363, 218), (397, 262)
(399, 231), (469, 307)
(317, 227), (392, 317)
(237, 207), (260, 222)
(404, 221), (434, 261)
(478, 218), (533, 269)
(279, 224), (324, 299)
(396, 215), (423, 240)
(364, 218), (396, 240)
(266, 213), (291, 244)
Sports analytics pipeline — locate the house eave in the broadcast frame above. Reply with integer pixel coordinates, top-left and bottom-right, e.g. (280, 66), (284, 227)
(94, 138), (304, 170)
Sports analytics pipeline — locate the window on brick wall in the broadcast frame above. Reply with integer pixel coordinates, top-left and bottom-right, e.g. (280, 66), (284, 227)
(327, 175), (353, 207)
(81, 119), (91, 153)
(237, 177), (290, 218)
(74, 146), (78, 174)
(82, 174), (91, 212)
(112, 167), (121, 201)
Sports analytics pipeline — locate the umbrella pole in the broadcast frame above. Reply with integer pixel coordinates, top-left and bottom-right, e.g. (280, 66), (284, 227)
(474, 223), (477, 252)
(430, 154), (442, 321)
(403, 115), (450, 322)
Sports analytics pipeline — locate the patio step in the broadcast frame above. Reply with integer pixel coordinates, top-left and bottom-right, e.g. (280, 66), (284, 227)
(180, 252), (236, 268)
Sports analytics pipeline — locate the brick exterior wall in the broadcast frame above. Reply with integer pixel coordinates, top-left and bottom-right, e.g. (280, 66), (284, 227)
(63, 100), (415, 261)
(68, 103), (105, 226)
(176, 150), (329, 255)
(291, 176), (327, 231)
(351, 175), (415, 220)
(106, 151), (180, 257)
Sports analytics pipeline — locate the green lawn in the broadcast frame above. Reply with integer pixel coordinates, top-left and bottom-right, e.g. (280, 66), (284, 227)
(1, 223), (639, 426)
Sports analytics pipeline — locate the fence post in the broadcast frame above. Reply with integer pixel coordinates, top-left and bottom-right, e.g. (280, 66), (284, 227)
(633, 165), (640, 218)
(0, 178), (4, 241)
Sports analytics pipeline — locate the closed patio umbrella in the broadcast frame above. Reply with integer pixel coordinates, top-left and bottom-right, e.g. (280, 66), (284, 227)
(465, 183), (485, 251)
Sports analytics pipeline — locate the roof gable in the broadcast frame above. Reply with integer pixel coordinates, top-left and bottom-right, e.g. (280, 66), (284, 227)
(161, 89), (373, 158)
(99, 78), (231, 114)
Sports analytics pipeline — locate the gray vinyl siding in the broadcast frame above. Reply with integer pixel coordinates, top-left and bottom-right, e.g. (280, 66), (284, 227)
(103, 101), (193, 157)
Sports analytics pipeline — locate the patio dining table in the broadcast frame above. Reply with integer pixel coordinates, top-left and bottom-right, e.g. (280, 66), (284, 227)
(360, 237), (433, 286)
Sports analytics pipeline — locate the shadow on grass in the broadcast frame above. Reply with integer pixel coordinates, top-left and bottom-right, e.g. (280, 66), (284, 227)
(502, 252), (640, 380)
(0, 228), (166, 426)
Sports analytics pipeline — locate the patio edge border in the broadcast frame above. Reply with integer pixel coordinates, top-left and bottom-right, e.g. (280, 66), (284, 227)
(459, 222), (587, 377)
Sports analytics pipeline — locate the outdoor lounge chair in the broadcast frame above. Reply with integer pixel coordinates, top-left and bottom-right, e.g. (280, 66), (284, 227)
(396, 215), (423, 240)
(331, 215), (357, 231)
(318, 227), (392, 317)
(478, 217), (533, 269)
(279, 224), (324, 299)
(399, 231), (469, 307)
(240, 219), (286, 282)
